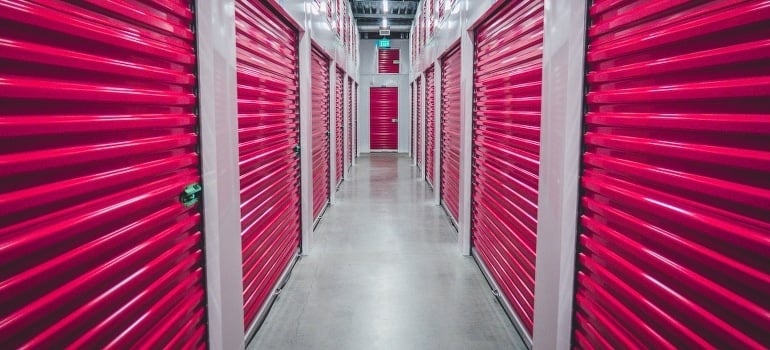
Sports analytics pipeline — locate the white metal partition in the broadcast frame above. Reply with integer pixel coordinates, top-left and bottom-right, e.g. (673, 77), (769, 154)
(298, 8), (314, 255)
(533, 1), (587, 350)
(196, 1), (245, 348)
(433, 59), (442, 206)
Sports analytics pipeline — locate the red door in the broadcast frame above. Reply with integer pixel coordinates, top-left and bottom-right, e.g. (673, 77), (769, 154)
(440, 45), (462, 222)
(347, 77), (353, 171)
(354, 82), (359, 157)
(573, 2), (770, 349)
(425, 65), (436, 188)
(411, 82), (415, 159)
(235, 0), (301, 332)
(471, 0), (544, 337)
(378, 48), (400, 74)
(311, 47), (331, 221)
(0, 2), (206, 348)
(416, 77), (423, 168)
(335, 67), (344, 187)
(369, 87), (399, 150)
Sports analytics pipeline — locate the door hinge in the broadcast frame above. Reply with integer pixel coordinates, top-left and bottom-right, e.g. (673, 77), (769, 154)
(180, 183), (202, 208)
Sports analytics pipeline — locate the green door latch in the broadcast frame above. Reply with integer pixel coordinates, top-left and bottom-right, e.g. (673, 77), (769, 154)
(293, 144), (301, 155)
(180, 183), (202, 208)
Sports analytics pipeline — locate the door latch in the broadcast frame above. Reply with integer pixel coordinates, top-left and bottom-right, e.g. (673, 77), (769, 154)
(180, 183), (202, 208)
(293, 144), (301, 155)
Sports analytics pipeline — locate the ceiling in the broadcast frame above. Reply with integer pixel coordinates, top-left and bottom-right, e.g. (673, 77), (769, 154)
(351, 0), (420, 32)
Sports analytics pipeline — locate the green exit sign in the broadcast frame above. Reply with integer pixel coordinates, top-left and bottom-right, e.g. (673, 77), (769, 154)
(377, 38), (391, 48)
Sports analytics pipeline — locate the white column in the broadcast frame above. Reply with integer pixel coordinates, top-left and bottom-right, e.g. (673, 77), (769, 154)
(457, 28), (474, 255)
(409, 80), (417, 165)
(329, 61), (338, 205)
(533, 1), (588, 350)
(298, 24), (314, 254)
(433, 59), (442, 206)
(195, 1), (245, 348)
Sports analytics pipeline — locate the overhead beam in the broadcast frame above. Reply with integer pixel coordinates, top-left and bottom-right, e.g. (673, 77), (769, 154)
(358, 24), (412, 32)
(354, 13), (414, 19)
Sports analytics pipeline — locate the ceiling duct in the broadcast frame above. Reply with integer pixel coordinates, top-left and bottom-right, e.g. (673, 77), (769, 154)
(359, 24), (411, 32)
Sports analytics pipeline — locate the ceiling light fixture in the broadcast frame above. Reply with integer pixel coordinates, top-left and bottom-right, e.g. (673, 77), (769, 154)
(382, 17), (388, 27)
(383, 0), (388, 13)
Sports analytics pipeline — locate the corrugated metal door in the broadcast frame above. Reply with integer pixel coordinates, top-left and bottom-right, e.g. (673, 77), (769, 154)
(335, 67), (344, 187)
(470, 0), (543, 336)
(235, 0), (301, 331)
(311, 47), (330, 221)
(378, 48), (400, 74)
(416, 77), (423, 169)
(369, 87), (399, 150)
(573, 2), (770, 349)
(425, 65), (436, 188)
(0, 2), (206, 348)
(411, 82), (415, 158)
(347, 77), (353, 171)
(440, 45), (462, 222)
(354, 82), (359, 157)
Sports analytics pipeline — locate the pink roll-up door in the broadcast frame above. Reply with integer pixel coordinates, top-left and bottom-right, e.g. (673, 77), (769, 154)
(347, 77), (353, 171)
(311, 47), (330, 221)
(235, 0), (301, 331)
(573, 2), (770, 349)
(355, 82), (359, 156)
(425, 65), (436, 188)
(410, 82), (415, 158)
(440, 45), (462, 222)
(335, 67), (344, 187)
(416, 77), (423, 169)
(0, 2), (206, 348)
(471, 0), (543, 336)
(369, 87), (399, 150)
(378, 48), (400, 74)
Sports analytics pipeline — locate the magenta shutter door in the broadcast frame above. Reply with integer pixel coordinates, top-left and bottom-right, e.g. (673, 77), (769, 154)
(425, 65), (436, 187)
(378, 48), (400, 74)
(0, 2), (206, 348)
(470, 0), (544, 336)
(347, 77), (354, 171)
(416, 77), (423, 169)
(411, 82), (415, 159)
(311, 47), (331, 221)
(573, 2), (770, 349)
(355, 83), (359, 156)
(440, 45), (462, 222)
(335, 67), (344, 187)
(235, 0), (301, 330)
(369, 87), (399, 150)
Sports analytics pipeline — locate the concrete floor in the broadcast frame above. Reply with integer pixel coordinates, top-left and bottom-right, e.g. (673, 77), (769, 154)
(249, 154), (523, 350)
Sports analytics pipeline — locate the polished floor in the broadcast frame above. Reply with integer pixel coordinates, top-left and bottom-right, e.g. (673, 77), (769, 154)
(249, 154), (523, 350)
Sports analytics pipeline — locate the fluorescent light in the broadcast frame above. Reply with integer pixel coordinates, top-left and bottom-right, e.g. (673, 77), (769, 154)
(383, 0), (388, 13)
(382, 17), (388, 27)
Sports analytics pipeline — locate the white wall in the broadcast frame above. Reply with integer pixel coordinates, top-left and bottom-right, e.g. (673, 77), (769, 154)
(358, 39), (412, 153)
(281, 0), (359, 79)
